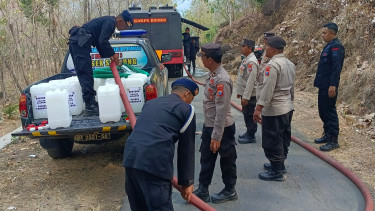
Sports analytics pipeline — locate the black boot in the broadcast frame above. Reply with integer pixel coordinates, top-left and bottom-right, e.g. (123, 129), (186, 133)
(320, 136), (339, 151)
(211, 188), (238, 204)
(238, 133), (256, 144)
(314, 134), (329, 144)
(192, 184), (210, 202)
(258, 170), (285, 182)
(238, 132), (248, 139)
(263, 163), (287, 174)
(84, 98), (99, 116)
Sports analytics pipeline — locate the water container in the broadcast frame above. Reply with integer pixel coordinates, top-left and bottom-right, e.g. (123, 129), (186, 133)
(30, 83), (53, 119)
(127, 73), (148, 84)
(94, 78), (106, 101)
(49, 77), (84, 115)
(46, 89), (72, 129)
(97, 84), (122, 123)
(123, 77), (146, 113)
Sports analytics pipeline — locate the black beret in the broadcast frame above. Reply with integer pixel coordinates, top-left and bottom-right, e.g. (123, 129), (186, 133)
(240, 39), (255, 47)
(197, 43), (222, 58)
(122, 10), (134, 27)
(264, 31), (275, 37)
(267, 36), (286, 49)
(323, 22), (338, 33)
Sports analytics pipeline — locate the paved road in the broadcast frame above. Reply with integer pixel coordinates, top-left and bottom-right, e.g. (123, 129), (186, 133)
(121, 70), (365, 211)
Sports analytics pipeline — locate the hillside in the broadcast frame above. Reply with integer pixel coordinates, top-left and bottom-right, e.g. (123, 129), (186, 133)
(215, 0), (375, 114)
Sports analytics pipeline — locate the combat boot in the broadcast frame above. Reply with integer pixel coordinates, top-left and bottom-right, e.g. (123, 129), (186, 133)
(320, 136), (339, 151)
(238, 133), (256, 144)
(259, 169), (285, 182)
(211, 188), (238, 204)
(193, 184), (210, 202)
(263, 163), (287, 174)
(238, 132), (248, 139)
(314, 134), (329, 144)
(84, 98), (99, 116)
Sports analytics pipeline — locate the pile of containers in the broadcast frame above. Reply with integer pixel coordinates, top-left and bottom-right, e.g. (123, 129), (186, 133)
(30, 73), (148, 128)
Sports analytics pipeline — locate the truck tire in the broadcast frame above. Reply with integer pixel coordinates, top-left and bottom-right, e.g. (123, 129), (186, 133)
(39, 138), (74, 159)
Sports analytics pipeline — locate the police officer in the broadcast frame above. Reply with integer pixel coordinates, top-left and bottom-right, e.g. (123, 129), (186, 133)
(256, 31), (275, 102)
(123, 78), (199, 210)
(182, 27), (191, 64)
(253, 36), (295, 182)
(68, 10), (133, 116)
(193, 43), (237, 203)
(189, 37), (200, 75)
(314, 23), (345, 151)
(236, 39), (259, 144)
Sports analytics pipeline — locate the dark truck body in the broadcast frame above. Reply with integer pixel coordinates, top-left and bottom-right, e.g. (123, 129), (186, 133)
(12, 36), (169, 158)
(128, 6), (209, 77)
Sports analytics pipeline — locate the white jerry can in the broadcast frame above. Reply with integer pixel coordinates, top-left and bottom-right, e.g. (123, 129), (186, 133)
(97, 83), (122, 123)
(46, 89), (72, 129)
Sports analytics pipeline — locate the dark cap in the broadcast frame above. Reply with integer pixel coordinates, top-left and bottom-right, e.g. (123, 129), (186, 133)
(264, 31), (275, 37)
(197, 43), (222, 58)
(172, 78), (199, 96)
(122, 10), (134, 27)
(323, 22), (338, 33)
(240, 39), (255, 47)
(267, 36), (286, 49)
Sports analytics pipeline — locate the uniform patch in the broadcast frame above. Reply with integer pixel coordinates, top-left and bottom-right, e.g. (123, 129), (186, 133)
(247, 63), (253, 72)
(208, 88), (214, 93)
(216, 84), (224, 97)
(209, 94), (214, 100)
(323, 53), (328, 56)
(210, 78), (215, 86)
(331, 48), (339, 51)
(265, 65), (271, 76)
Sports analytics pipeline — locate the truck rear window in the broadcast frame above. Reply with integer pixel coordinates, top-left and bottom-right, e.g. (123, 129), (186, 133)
(66, 44), (149, 71)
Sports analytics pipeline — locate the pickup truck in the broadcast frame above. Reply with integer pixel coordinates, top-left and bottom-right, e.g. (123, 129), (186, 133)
(12, 32), (171, 159)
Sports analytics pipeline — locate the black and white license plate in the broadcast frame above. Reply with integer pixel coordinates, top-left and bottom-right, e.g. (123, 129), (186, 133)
(74, 132), (111, 141)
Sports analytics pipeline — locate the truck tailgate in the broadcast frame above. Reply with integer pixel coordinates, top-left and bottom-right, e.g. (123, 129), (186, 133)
(12, 115), (132, 139)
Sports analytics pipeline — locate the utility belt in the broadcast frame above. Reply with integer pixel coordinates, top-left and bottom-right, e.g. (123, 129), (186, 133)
(68, 26), (92, 47)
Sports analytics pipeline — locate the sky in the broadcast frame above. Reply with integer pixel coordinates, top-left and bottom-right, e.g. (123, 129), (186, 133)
(175, 0), (192, 14)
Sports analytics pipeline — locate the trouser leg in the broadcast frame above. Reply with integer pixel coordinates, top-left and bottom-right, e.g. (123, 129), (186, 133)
(318, 89), (339, 137)
(198, 126), (219, 186)
(242, 97), (257, 136)
(262, 112), (292, 171)
(219, 124), (237, 190)
(69, 42), (96, 104)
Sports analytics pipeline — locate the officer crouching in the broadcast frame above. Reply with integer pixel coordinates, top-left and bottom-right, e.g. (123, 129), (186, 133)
(193, 43), (238, 203)
(253, 36), (296, 182)
(123, 78), (199, 210)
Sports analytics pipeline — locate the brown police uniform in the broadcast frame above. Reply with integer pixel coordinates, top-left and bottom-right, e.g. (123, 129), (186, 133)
(237, 51), (259, 141)
(258, 47), (295, 173)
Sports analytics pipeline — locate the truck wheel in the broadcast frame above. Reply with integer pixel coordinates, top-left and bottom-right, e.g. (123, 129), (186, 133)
(39, 138), (74, 159)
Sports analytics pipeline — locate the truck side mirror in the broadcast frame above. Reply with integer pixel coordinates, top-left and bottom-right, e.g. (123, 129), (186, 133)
(161, 53), (172, 63)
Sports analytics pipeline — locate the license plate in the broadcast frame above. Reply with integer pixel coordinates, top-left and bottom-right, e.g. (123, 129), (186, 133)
(74, 132), (111, 141)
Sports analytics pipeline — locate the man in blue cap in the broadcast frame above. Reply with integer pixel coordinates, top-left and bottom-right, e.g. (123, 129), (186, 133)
(123, 78), (199, 210)
(314, 22), (345, 151)
(68, 10), (133, 116)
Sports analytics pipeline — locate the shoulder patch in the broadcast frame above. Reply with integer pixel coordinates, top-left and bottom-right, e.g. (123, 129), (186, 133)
(265, 65), (271, 76)
(247, 63), (253, 72)
(331, 48), (339, 51)
(216, 84), (224, 97)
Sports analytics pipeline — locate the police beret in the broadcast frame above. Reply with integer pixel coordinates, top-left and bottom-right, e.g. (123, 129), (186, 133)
(323, 22), (338, 33)
(172, 78), (199, 96)
(264, 31), (275, 37)
(240, 39), (255, 47)
(122, 10), (134, 27)
(197, 43), (222, 58)
(267, 36), (286, 49)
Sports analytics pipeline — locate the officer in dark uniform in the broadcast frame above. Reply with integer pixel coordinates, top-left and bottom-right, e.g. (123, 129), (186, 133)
(182, 27), (191, 64)
(193, 43), (237, 204)
(189, 37), (200, 75)
(123, 78), (199, 210)
(314, 23), (345, 151)
(68, 10), (133, 116)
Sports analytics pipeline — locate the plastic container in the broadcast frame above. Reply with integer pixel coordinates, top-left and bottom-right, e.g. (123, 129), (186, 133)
(46, 89), (72, 129)
(127, 73), (148, 84)
(49, 77), (84, 115)
(123, 77), (146, 113)
(94, 78), (106, 101)
(97, 84), (122, 123)
(30, 83), (53, 119)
